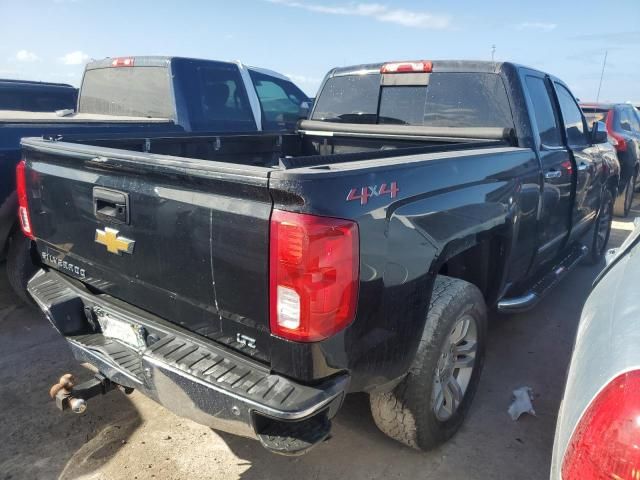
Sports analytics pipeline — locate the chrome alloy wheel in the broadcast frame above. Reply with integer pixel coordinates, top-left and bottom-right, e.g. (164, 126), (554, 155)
(431, 314), (478, 422)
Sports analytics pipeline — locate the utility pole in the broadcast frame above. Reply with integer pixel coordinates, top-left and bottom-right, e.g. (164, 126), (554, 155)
(491, 45), (496, 63)
(596, 50), (608, 103)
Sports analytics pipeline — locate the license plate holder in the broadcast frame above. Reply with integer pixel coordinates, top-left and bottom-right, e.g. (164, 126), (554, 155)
(95, 308), (145, 350)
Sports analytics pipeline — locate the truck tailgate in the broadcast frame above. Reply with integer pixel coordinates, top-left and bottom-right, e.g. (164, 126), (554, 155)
(23, 139), (273, 362)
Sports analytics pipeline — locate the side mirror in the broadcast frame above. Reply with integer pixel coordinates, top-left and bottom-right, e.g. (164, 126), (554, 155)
(298, 101), (311, 120)
(592, 121), (608, 144)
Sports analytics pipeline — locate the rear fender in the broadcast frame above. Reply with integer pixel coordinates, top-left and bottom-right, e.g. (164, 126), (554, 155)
(387, 183), (514, 294)
(370, 187), (513, 386)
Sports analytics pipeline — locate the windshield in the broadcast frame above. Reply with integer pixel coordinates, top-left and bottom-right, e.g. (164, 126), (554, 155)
(312, 72), (514, 129)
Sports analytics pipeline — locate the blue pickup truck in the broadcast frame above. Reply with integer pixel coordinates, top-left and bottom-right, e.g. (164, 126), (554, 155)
(1, 56), (310, 302)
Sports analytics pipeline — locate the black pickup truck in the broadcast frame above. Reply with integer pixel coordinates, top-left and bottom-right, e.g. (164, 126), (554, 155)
(22, 60), (618, 455)
(1, 56), (310, 302)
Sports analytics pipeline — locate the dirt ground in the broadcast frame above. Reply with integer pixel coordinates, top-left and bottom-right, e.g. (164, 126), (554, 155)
(1, 199), (637, 480)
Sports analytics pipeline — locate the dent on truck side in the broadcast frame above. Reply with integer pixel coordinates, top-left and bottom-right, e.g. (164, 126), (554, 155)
(268, 146), (540, 391)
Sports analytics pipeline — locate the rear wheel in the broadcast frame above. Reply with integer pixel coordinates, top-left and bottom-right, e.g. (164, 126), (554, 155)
(6, 230), (38, 306)
(369, 276), (487, 450)
(613, 175), (635, 217)
(586, 190), (614, 265)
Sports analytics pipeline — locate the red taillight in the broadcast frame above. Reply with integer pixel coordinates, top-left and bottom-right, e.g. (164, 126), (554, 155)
(269, 210), (359, 342)
(16, 160), (34, 240)
(111, 57), (134, 67)
(561, 160), (574, 176)
(562, 370), (640, 479)
(381, 60), (433, 74)
(606, 110), (627, 152)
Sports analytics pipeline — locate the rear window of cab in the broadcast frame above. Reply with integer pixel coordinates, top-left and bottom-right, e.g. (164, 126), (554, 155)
(312, 72), (514, 129)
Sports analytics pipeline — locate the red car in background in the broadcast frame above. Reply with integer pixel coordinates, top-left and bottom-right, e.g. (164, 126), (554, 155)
(580, 102), (640, 217)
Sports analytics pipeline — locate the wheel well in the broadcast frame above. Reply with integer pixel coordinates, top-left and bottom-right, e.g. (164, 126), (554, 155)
(436, 235), (506, 303)
(0, 221), (19, 260)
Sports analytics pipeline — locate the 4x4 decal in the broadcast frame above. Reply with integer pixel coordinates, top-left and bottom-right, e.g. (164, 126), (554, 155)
(346, 182), (399, 205)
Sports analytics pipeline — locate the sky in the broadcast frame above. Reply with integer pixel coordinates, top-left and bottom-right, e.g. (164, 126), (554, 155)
(1, 0), (638, 102)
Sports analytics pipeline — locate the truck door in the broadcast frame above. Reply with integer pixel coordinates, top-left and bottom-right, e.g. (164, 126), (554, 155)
(553, 82), (603, 241)
(523, 74), (574, 266)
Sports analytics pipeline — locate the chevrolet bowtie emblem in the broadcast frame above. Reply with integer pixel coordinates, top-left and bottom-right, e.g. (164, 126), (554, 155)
(95, 227), (135, 255)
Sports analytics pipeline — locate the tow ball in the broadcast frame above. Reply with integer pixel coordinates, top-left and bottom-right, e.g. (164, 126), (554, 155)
(49, 373), (133, 414)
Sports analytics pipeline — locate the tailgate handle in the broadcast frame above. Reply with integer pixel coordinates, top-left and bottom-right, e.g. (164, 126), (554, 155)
(93, 187), (129, 224)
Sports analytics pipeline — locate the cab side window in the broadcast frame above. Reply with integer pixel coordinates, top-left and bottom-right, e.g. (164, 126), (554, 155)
(249, 70), (309, 130)
(525, 76), (562, 147)
(555, 84), (588, 146)
(173, 59), (256, 132)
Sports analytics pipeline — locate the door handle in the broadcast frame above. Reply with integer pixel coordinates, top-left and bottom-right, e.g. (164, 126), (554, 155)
(544, 170), (562, 179)
(577, 163), (588, 171)
(93, 187), (129, 224)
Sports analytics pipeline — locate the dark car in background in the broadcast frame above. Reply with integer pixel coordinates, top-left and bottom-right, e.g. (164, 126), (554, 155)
(581, 102), (640, 217)
(0, 79), (77, 112)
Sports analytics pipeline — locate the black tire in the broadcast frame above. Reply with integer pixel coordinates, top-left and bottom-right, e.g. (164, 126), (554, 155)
(6, 230), (38, 306)
(613, 175), (635, 217)
(369, 275), (487, 451)
(585, 190), (614, 265)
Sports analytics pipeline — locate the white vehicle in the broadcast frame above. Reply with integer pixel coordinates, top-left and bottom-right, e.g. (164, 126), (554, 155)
(551, 224), (640, 479)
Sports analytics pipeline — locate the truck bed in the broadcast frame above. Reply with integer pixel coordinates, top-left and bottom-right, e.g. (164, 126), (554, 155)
(48, 120), (513, 170)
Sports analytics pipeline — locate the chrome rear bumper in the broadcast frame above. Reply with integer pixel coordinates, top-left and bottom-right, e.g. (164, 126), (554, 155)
(28, 268), (348, 455)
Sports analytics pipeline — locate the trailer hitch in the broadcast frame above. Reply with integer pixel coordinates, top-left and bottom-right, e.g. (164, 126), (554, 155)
(49, 373), (133, 414)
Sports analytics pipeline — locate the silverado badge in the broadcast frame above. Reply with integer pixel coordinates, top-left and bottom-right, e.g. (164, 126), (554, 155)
(95, 227), (135, 255)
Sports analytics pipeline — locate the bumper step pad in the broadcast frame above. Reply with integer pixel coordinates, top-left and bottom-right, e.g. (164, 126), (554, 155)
(256, 412), (332, 456)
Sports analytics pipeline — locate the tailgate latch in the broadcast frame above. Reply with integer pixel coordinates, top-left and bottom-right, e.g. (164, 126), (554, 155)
(93, 187), (129, 224)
